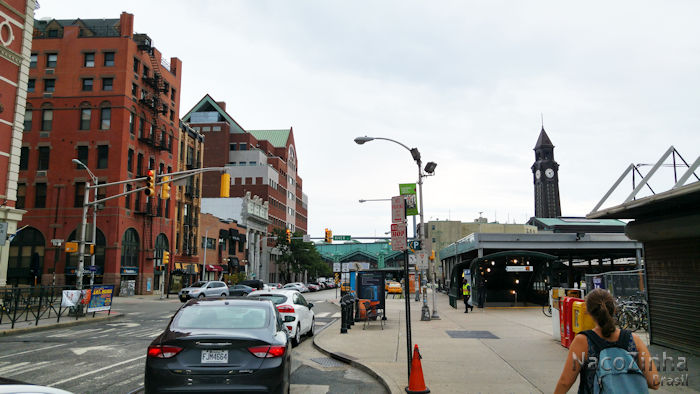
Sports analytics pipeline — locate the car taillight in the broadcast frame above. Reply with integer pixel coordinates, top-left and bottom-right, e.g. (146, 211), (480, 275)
(286, 325), (293, 331)
(277, 305), (295, 314)
(147, 345), (183, 358)
(248, 345), (286, 358)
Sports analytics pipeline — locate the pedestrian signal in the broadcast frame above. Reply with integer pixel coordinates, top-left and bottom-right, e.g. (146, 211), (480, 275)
(145, 170), (155, 196)
(160, 176), (170, 200)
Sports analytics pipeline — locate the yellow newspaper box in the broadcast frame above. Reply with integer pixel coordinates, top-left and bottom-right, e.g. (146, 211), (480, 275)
(572, 301), (596, 334)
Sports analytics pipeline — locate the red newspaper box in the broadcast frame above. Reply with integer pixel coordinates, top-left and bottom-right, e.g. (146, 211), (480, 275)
(561, 296), (584, 348)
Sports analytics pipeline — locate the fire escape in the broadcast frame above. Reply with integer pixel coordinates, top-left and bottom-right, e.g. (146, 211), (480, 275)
(134, 33), (170, 253)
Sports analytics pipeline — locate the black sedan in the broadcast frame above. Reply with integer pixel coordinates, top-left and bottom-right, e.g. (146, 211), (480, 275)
(229, 284), (254, 296)
(145, 298), (291, 393)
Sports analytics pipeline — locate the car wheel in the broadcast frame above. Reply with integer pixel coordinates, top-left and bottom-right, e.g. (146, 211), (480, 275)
(221, 293), (226, 297)
(292, 325), (301, 347)
(307, 318), (315, 337)
(197, 294), (205, 299)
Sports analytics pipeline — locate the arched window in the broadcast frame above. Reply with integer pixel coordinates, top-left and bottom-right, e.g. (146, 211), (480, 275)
(7, 227), (45, 286)
(65, 227), (106, 277)
(121, 228), (139, 268)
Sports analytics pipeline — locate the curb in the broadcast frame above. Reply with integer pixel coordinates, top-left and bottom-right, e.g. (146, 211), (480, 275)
(0, 312), (124, 337)
(312, 318), (399, 394)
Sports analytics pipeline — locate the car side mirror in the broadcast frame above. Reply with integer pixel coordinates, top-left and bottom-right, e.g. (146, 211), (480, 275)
(284, 316), (295, 322)
(308, 303), (314, 309)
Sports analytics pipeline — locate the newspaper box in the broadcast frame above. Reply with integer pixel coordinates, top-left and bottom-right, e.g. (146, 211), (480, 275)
(572, 301), (596, 335)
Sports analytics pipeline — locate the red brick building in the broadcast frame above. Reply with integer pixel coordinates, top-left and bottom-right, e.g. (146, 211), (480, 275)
(183, 95), (309, 282)
(0, 0), (37, 287)
(198, 212), (247, 282)
(13, 12), (182, 294)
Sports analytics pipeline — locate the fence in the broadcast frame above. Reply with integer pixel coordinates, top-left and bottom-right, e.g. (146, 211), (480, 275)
(0, 285), (96, 329)
(585, 269), (646, 298)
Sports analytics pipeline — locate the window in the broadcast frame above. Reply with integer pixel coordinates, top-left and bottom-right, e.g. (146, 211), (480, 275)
(47, 29), (58, 38)
(127, 149), (134, 172)
(19, 147), (29, 170)
(240, 143), (247, 150)
(139, 117), (145, 137)
(30, 54), (37, 68)
(23, 109), (32, 131)
(169, 110), (174, 121)
(104, 52), (115, 66)
(97, 145), (108, 169)
(229, 143), (236, 151)
(74, 182), (85, 207)
(137, 153), (143, 175)
(249, 161), (256, 166)
(27, 79), (35, 93)
(143, 66), (149, 78)
(212, 126), (221, 131)
(76, 146), (88, 167)
(44, 79), (55, 92)
(128, 113), (134, 134)
(133, 58), (139, 73)
(131, 83), (138, 96)
(100, 107), (110, 130)
(41, 109), (52, 131)
(37, 147), (50, 170)
(102, 78), (113, 91)
(16, 183), (26, 209)
(125, 184), (132, 209)
(82, 78), (93, 91)
(34, 183), (47, 208)
(170, 88), (176, 100)
(46, 54), (57, 68)
(80, 108), (91, 130)
(84, 52), (95, 67)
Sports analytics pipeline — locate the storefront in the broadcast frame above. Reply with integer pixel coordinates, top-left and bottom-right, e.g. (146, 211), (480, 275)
(169, 263), (199, 293)
(119, 266), (138, 296)
(204, 264), (224, 281)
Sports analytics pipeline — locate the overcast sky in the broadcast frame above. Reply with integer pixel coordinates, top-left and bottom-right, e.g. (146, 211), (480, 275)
(37, 1), (700, 239)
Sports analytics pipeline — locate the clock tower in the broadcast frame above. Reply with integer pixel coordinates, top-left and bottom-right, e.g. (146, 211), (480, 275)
(531, 127), (562, 218)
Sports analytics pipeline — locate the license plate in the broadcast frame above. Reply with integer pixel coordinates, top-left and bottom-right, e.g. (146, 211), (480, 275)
(201, 349), (228, 363)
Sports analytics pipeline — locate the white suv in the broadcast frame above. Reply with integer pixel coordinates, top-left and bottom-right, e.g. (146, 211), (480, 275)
(178, 281), (229, 302)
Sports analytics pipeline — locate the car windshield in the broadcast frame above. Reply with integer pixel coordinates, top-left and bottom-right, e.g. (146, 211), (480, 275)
(190, 281), (207, 288)
(248, 294), (288, 305)
(172, 305), (269, 329)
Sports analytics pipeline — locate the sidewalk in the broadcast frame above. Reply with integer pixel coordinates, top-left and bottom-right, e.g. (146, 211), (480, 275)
(315, 291), (699, 393)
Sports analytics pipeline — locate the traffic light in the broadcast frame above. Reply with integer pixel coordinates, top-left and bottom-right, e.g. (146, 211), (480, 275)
(325, 228), (332, 243)
(220, 173), (230, 197)
(163, 251), (170, 265)
(286, 228), (292, 243)
(145, 170), (155, 196)
(160, 176), (170, 200)
(429, 250), (435, 261)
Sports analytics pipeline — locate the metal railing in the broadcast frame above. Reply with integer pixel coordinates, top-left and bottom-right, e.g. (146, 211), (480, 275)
(0, 285), (99, 329)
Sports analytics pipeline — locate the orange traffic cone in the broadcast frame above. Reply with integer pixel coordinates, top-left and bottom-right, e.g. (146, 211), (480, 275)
(405, 344), (430, 393)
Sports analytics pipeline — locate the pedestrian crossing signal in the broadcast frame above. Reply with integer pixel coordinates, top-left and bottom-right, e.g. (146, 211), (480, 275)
(145, 170), (155, 196)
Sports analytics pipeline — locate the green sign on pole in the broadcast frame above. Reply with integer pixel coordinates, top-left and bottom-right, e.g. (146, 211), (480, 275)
(399, 183), (419, 216)
(333, 235), (351, 241)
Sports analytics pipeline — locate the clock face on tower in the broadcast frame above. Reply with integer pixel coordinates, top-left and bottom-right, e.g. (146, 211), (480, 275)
(545, 168), (554, 178)
(535, 170), (541, 179)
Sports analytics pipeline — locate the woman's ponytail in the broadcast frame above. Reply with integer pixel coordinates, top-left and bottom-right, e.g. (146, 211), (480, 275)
(585, 288), (617, 337)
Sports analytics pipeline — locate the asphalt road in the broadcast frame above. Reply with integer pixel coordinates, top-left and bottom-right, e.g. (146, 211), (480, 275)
(0, 289), (385, 394)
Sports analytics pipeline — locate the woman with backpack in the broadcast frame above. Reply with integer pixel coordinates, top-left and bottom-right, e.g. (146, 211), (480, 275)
(554, 288), (659, 393)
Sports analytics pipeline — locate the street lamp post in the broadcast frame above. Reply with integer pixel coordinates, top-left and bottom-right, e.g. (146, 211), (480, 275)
(72, 159), (98, 291)
(354, 136), (440, 319)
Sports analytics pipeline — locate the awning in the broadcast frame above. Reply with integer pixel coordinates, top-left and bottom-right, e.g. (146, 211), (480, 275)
(206, 264), (224, 272)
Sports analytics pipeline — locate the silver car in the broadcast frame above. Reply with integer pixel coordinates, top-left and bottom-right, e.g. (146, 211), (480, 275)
(178, 281), (229, 302)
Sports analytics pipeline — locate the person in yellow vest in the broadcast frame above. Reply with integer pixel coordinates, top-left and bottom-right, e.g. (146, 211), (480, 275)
(462, 279), (473, 313)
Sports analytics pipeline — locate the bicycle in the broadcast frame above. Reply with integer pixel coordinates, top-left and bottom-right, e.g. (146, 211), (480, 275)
(542, 303), (552, 317)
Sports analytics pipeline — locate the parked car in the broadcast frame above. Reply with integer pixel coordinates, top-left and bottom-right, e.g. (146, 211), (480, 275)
(268, 283), (283, 289)
(178, 281), (229, 302)
(306, 283), (320, 292)
(145, 298), (291, 393)
(229, 284), (254, 296)
(385, 280), (400, 291)
(282, 282), (309, 293)
(239, 279), (265, 290)
(247, 289), (315, 346)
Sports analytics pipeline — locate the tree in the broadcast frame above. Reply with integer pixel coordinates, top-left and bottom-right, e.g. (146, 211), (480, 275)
(273, 228), (329, 283)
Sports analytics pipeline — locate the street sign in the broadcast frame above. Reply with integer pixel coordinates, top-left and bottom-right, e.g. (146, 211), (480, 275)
(391, 222), (407, 251)
(408, 254), (416, 265)
(333, 262), (341, 272)
(506, 265), (533, 272)
(408, 240), (422, 250)
(302, 234), (311, 242)
(51, 238), (64, 247)
(64, 242), (78, 253)
(333, 235), (351, 241)
(399, 184), (419, 216)
(87, 265), (98, 272)
(391, 196), (406, 223)
(341, 263), (349, 273)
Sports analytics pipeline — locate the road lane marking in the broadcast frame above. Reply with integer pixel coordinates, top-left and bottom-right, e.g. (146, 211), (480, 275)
(48, 354), (145, 387)
(316, 312), (331, 318)
(0, 343), (67, 359)
(0, 361), (29, 374)
(6, 361), (51, 377)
